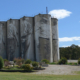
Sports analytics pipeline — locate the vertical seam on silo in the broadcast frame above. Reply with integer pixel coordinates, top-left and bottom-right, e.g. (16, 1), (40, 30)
(33, 17), (36, 61)
(6, 22), (8, 59)
(19, 19), (21, 58)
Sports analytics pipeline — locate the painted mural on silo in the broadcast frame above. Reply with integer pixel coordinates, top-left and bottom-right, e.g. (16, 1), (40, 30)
(20, 17), (34, 60)
(7, 19), (20, 61)
(51, 18), (60, 62)
(34, 14), (53, 62)
(0, 22), (6, 59)
(39, 37), (50, 60)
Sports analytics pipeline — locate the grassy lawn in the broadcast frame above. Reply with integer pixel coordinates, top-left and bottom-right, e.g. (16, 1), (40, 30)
(0, 72), (80, 80)
(2, 67), (22, 70)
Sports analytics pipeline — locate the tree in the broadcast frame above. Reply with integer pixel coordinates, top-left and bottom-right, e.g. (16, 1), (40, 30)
(60, 44), (80, 59)
(0, 56), (4, 69)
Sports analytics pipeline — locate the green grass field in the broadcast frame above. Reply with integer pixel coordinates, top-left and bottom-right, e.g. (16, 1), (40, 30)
(0, 72), (80, 80)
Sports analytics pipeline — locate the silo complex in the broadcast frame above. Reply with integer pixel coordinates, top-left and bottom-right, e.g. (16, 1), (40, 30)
(0, 14), (60, 62)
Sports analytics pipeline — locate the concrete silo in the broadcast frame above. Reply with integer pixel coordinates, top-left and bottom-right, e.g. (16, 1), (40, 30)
(34, 14), (53, 62)
(20, 16), (34, 60)
(7, 19), (20, 60)
(0, 22), (7, 59)
(51, 18), (60, 62)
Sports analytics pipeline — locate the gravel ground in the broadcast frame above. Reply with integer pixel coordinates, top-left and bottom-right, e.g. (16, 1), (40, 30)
(68, 60), (78, 63)
(33, 65), (80, 75)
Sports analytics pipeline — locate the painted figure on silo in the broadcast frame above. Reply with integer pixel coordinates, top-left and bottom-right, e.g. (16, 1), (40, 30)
(21, 17), (32, 59)
(40, 17), (50, 61)
(35, 15), (51, 61)
(0, 24), (3, 54)
(7, 20), (18, 61)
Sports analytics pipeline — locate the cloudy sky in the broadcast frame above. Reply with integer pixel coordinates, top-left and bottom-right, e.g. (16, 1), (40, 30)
(0, 0), (80, 47)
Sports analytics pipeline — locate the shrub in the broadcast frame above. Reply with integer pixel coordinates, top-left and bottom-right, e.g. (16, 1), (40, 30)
(67, 62), (77, 65)
(32, 61), (38, 67)
(21, 64), (33, 71)
(4, 60), (9, 67)
(14, 65), (18, 67)
(22, 59), (25, 64)
(72, 63), (77, 65)
(17, 61), (22, 66)
(14, 58), (24, 63)
(0, 56), (4, 69)
(14, 58), (24, 66)
(49, 62), (58, 65)
(25, 59), (31, 64)
(78, 58), (80, 64)
(4, 59), (8, 62)
(41, 59), (49, 64)
(13, 59), (16, 63)
(58, 57), (67, 64)
(4, 59), (9, 67)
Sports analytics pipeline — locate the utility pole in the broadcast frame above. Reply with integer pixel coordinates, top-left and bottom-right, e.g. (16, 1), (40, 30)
(46, 7), (48, 14)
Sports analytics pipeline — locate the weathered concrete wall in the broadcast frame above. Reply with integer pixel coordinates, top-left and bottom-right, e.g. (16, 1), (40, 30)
(0, 22), (7, 59)
(20, 17), (34, 60)
(51, 18), (60, 62)
(7, 19), (20, 60)
(34, 14), (53, 62)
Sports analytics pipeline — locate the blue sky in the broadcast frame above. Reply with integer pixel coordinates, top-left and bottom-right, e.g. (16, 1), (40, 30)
(0, 0), (80, 47)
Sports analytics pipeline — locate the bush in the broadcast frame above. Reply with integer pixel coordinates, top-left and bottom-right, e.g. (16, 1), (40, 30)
(0, 56), (4, 69)
(13, 58), (24, 66)
(4, 59), (9, 67)
(21, 64), (33, 71)
(4, 61), (9, 67)
(58, 57), (67, 64)
(13, 59), (17, 63)
(41, 59), (49, 64)
(22, 59), (25, 64)
(32, 61), (38, 67)
(67, 62), (77, 65)
(25, 59), (31, 64)
(78, 58), (80, 64)
(14, 65), (20, 68)
(49, 62), (58, 65)
(4, 59), (9, 62)
(14, 58), (24, 63)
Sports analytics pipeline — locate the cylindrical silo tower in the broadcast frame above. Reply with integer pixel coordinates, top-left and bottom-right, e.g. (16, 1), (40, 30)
(0, 22), (7, 59)
(20, 16), (34, 61)
(34, 14), (53, 62)
(7, 19), (20, 61)
(51, 18), (60, 62)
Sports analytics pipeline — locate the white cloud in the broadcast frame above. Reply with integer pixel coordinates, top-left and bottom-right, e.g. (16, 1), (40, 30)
(49, 9), (72, 19)
(61, 45), (70, 47)
(61, 45), (80, 47)
(59, 37), (80, 42)
(78, 45), (80, 47)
